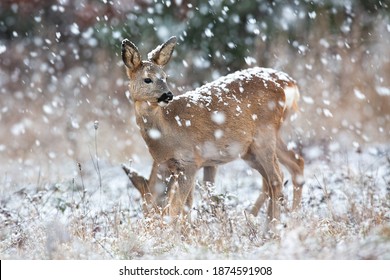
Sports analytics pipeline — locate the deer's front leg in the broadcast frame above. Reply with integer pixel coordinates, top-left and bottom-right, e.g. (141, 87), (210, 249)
(122, 164), (150, 198)
(165, 160), (198, 221)
(122, 161), (167, 214)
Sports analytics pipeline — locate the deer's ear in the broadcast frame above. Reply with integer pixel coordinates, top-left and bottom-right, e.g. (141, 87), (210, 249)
(122, 39), (142, 71)
(148, 36), (177, 66)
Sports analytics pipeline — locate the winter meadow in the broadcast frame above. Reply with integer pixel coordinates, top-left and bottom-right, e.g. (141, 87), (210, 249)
(0, 0), (389, 259)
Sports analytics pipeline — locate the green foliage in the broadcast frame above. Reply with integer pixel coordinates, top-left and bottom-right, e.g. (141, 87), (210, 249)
(1, 0), (388, 70)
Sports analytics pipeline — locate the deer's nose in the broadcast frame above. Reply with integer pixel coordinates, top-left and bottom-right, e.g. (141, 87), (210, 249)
(157, 91), (173, 106)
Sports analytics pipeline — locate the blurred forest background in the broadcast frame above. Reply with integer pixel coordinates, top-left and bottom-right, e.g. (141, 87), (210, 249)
(0, 0), (389, 183)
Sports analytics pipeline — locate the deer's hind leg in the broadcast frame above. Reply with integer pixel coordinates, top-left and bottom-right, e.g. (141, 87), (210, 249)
(276, 137), (304, 211)
(203, 166), (217, 185)
(250, 177), (270, 216)
(251, 137), (305, 216)
(244, 133), (284, 229)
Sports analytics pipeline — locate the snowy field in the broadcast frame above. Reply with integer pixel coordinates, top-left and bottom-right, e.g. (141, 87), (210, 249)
(0, 143), (389, 259)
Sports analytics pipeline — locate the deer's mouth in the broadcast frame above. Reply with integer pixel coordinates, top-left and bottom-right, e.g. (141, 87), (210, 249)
(157, 92), (173, 106)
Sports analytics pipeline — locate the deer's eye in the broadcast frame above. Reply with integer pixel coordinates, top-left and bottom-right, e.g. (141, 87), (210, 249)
(144, 78), (153, 84)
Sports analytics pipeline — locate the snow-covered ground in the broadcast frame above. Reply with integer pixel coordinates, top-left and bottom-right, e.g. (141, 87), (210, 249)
(0, 143), (389, 259)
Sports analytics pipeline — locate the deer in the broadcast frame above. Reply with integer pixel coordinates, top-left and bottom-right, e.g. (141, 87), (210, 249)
(121, 36), (304, 230)
(123, 144), (304, 217)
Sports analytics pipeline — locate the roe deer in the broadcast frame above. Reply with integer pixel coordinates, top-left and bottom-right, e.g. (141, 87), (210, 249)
(121, 36), (303, 229)
(123, 139), (304, 217)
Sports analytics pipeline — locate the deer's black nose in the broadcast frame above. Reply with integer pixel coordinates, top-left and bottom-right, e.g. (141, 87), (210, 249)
(157, 92), (173, 105)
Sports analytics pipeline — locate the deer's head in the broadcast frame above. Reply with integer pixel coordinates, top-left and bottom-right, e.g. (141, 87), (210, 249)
(121, 37), (177, 107)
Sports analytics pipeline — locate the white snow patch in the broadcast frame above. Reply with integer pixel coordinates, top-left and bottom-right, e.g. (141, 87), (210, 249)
(48, 151), (56, 159)
(175, 115), (182, 127)
(0, 45), (6, 54)
(211, 111), (226, 125)
(148, 128), (162, 139)
(244, 56), (257, 66)
(323, 108), (333, 118)
(11, 122), (26, 136)
(227, 42), (236, 49)
(79, 75), (89, 86)
(175, 67), (295, 108)
(308, 11), (317, 19)
(375, 86), (390, 96)
(148, 43), (164, 61)
(282, 6), (297, 23)
(353, 88), (366, 100)
(287, 141), (297, 150)
(204, 28), (214, 38)
(214, 129), (224, 139)
(302, 96), (314, 104)
(43, 104), (54, 115)
(70, 23), (80, 35)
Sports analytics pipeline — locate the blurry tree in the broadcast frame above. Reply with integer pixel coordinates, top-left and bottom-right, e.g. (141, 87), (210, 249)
(0, 0), (389, 157)
(1, 0), (388, 75)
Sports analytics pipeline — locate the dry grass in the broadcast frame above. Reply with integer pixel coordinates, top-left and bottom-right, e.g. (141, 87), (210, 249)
(1, 144), (389, 259)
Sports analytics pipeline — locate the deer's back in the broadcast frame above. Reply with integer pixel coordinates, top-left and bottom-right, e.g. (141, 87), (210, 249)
(150, 67), (291, 165)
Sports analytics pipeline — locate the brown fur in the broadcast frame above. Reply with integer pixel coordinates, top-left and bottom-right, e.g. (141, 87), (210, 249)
(121, 37), (304, 230)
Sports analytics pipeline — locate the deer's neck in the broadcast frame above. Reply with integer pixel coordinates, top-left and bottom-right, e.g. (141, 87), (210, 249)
(134, 101), (165, 129)
(134, 100), (177, 162)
